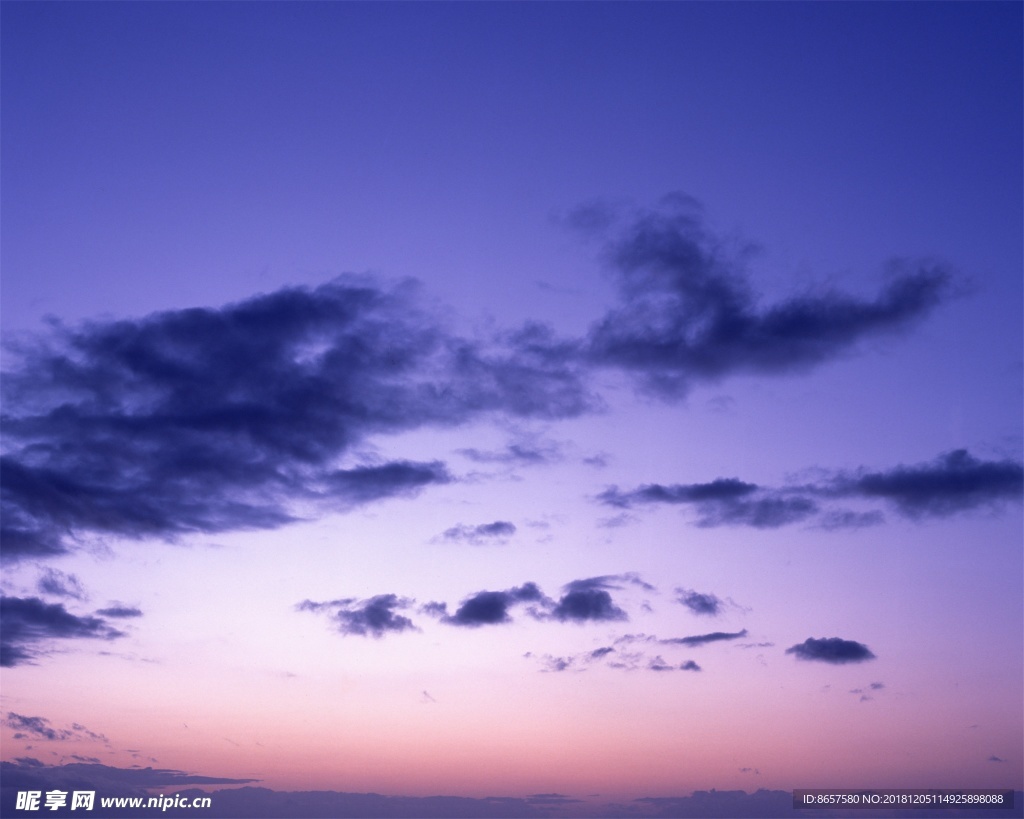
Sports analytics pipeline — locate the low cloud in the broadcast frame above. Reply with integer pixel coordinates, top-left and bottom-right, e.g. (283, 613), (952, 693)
(786, 637), (876, 664)
(550, 574), (652, 623)
(1, 596), (124, 667)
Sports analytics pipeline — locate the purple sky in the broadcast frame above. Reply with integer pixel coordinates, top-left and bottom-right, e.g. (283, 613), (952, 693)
(2, 3), (1021, 817)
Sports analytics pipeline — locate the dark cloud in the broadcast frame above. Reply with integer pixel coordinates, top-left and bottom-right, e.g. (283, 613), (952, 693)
(297, 594), (417, 638)
(552, 589), (626, 623)
(841, 449), (1024, 517)
(442, 583), (548, 628)
(549, 574), (650, 623)
(676, 588), (723, 616)
(598, 478), (756, 508)
(1, 596), (124, 667)
(3, 714), (108, 744)
(662, 629), (748, 647)
(786, 637), (876, 664)
(679, 660), (701, 672)
(320, 462), (451, 508)
(598, 450), (1021, 529)
(598, 481), (817, 529)
(584, 195), (951, 398)
(562, 572), (655, 592)
(439, 521), (517, 545)
(4, 713), (72, 741)
(94, 605), (143, 618)
(36, 568), (86, 600)
(1, 277), (590, 561)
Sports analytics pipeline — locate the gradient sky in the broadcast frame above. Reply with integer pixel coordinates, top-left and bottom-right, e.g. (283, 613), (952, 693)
(2, 3), (1022, 816)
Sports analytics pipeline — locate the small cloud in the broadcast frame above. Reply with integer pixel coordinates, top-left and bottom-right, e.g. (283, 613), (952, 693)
(297, 594), (418, 638)
(552, 589), (627, 623)
(648, 656), (674, 672)
(443, 583), (548, 628)
(437, 521), (516, 545)
(662, 629), (748, 647)
(679, 660), (701, 672)
(988, 756), (1006, 763)
(675, 588), (723, 616)
(94, 605), (143, 618)
(786, 637), (876, 664)
(3, 714), (108, 744)
(36, 569), (86, 601)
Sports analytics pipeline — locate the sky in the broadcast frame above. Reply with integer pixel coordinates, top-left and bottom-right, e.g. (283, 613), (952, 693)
(1, 3), (1022, 818)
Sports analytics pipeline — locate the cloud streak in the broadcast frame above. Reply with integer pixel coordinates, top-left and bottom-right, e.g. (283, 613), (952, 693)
(599, 449), (1022, 528)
